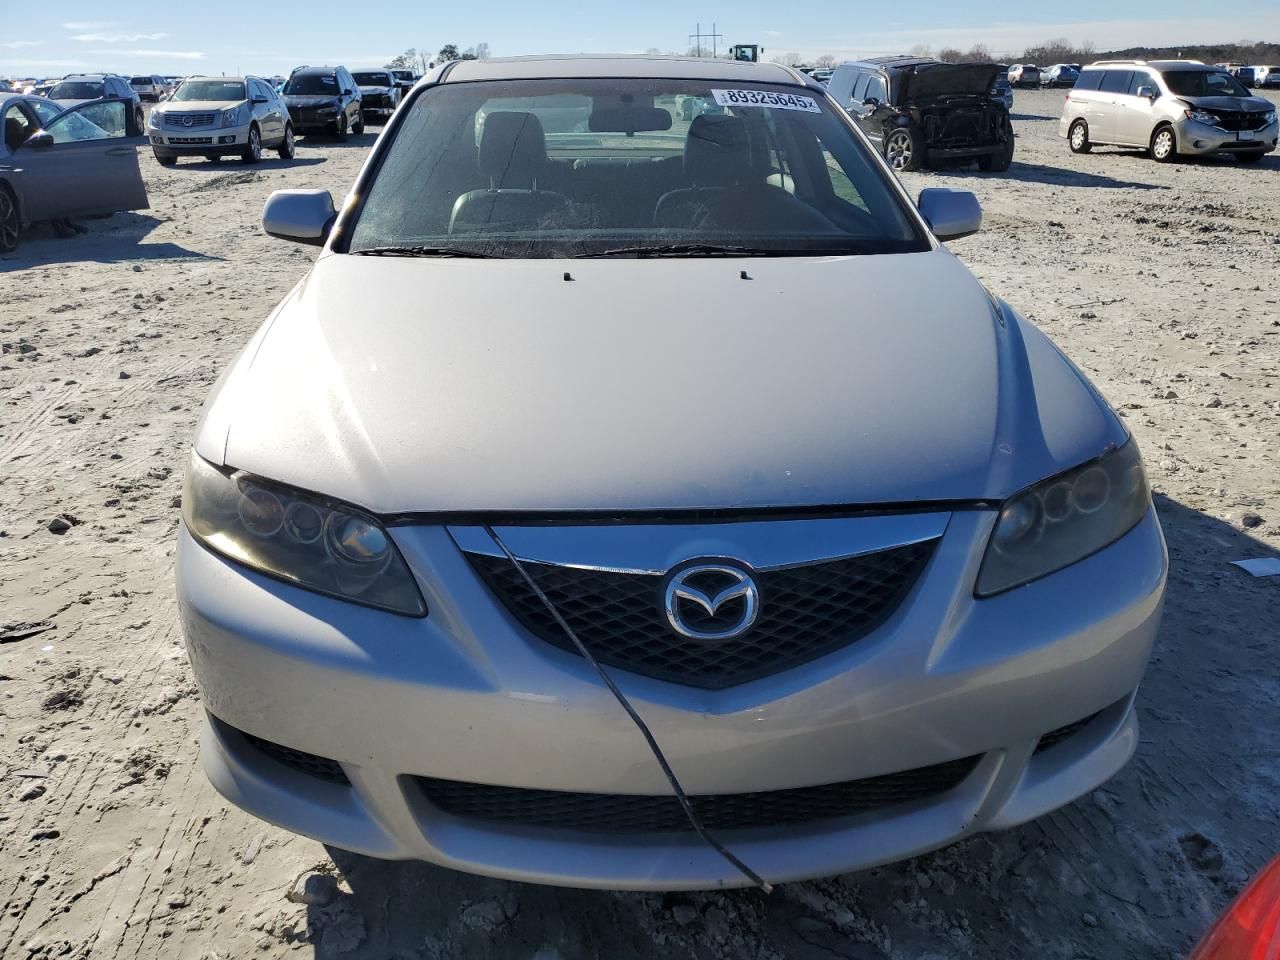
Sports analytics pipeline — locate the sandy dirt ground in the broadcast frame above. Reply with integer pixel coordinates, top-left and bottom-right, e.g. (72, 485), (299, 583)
(2, 88), (1279, 960)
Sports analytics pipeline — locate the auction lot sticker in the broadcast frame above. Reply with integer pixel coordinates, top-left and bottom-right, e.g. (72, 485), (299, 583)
(711, 89), (821, 112)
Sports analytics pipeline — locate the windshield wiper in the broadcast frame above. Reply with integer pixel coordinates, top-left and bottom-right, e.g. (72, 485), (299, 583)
(576, 243), (772, 259)
(351, 245), (506, 259)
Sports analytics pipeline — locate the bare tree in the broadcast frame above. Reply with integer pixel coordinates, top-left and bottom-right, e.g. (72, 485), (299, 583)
(965, 43), (991, 62)
(908, 44), (932, 58)
(937, 47), (963, 63)
(815, 54), (836, 69)
(772, 51), (803, 67)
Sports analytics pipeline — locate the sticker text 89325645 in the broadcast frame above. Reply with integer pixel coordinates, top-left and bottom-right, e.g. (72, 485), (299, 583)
(710, 89), (821, 113)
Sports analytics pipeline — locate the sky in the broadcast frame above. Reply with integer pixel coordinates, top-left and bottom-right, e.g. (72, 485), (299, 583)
(3, 0), (1279, 77)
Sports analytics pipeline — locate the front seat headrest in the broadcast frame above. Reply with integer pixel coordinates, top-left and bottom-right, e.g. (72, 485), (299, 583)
(478, 111), (549, 188)
(683, 114), (757, 187)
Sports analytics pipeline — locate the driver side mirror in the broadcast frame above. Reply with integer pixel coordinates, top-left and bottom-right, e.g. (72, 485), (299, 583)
(917, 188), (982, 241)
(252, 96), (269, 104)
(1136, 85), (1157, 100)
(262, 189), (337, 246)
(23, 131), (54, 149)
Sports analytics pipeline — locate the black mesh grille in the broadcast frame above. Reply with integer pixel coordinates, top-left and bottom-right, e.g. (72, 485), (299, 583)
(466, 541), (937, 689)
(1034, 711), (1102, 755)
(417, 756), (979, 833)
(1212, 111), (1270, 132)
(241, 730), (350, 786)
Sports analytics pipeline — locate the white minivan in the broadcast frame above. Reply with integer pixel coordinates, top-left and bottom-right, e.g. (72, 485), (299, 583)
(1060, 59), (1277, 163)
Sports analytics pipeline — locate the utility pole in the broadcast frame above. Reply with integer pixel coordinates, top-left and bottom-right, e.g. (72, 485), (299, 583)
(688, 22), (723, 58)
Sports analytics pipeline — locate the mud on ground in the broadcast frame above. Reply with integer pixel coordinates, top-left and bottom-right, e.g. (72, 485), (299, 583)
(2, 89), (1279, 959)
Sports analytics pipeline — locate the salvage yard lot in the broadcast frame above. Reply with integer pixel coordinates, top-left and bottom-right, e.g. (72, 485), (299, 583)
(1, 88), (1279, 959)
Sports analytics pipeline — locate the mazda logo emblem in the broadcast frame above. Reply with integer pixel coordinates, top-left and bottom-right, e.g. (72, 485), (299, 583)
(663, 562), (760, 641)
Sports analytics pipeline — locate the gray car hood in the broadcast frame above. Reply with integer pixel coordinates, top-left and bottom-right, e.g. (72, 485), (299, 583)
(198, 250), (1124, 515)
(1179, 94), (1274, 112)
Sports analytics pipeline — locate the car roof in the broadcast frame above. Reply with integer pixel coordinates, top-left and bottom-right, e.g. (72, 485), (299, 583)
(181, 75), (255, 82)
(439, 54), (807, 85)
(840, 56), (937, 71)
(292, 66), (343, 75)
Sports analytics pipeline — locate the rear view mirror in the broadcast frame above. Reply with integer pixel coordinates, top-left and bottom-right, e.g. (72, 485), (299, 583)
(917, 188), (982, 241)
(23, 131), (54, 149)
(262, 189), (336, 246)
(588, 106), (672, 133)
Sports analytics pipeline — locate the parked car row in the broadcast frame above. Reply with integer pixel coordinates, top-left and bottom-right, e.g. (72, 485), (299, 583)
(1221, 64), (1280, 88)
(1060, 59), (1277, 163)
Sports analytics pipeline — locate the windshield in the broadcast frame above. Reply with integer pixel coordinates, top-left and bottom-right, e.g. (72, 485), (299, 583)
(392, 70), (413, 81)
(130, 77), (150, 85)
(284, 74), (339, 96)
(172, 79), (246, 101)
(1164, 69), (1250, 98)
(353, 72), (391, 86)
(345, 78), (929, 258)
(48, 81), (103, 100)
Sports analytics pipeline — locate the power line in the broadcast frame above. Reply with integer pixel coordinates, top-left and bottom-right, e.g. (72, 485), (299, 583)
(688, 22), (723, 58)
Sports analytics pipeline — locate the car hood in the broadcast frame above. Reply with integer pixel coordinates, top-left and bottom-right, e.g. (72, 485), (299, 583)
(284, 95), (342, 107)
(1179, 94), (1274, 112)
(901, 63), (1003, 101)
(51, 97), (92, 108)
(200, 250), (1124, 515)
(157, 99), (244, 111)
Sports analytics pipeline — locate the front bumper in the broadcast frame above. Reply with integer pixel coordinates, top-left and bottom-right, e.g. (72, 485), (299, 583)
(1174, 117), (1279, 155)
(149, 121), (252, 153)
(177, 507), (1166, 890)
(286, 108), (343, 132)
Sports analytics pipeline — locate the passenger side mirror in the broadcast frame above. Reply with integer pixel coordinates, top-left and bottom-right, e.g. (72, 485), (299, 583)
(262, 189), (337, 246)
(1136, 85), (1157, 100)
(252, 96), (269, 104)
(23, 131), (53, 149)
(917, 188), (982, 241)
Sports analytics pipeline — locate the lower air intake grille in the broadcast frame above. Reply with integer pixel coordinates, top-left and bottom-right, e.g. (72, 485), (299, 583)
(466, 540), (937, 689)
(1034, 712), (1102, 755)
(241, 730), (350, 786)
(417, 756), (980, 833)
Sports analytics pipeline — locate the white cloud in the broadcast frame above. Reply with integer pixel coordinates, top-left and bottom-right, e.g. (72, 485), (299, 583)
(763, 31), (782, 38)
(87, 48), (206, 60)
(62, 21), (112, 30)
(1, 40), (41, 49)
(73, 31), (170, 43)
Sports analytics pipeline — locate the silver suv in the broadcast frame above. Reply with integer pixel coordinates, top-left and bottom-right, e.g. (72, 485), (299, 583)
(1060, 60), (1278, 163)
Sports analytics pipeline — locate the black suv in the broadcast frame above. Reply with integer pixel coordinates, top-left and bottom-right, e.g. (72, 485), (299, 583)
(828, 57), (1014, 172)
(281, 65), (363, 139)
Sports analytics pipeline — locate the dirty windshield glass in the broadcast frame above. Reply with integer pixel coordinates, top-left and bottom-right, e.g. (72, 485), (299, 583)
(172, 80), (246, 102)
(344, 78), (928, 258)
(48, 81), (103, 100)
(284, 74), (339, 95)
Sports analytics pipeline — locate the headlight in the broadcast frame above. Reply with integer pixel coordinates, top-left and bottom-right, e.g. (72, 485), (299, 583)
(1185, 109), (1218, 126)
(1265, 111), (1277, 125)
(220, 106), (242, 127)
(975, 440), (1150, 597)
(318, 103), (340, 114)
(148, 111), (161, 128)
(182, 452), (426, 616)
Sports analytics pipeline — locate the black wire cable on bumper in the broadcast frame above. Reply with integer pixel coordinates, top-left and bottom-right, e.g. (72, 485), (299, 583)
(481, 524), (773, 893)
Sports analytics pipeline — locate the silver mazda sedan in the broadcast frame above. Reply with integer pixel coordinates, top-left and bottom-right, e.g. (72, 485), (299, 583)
(177, 55), (1167, 890)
